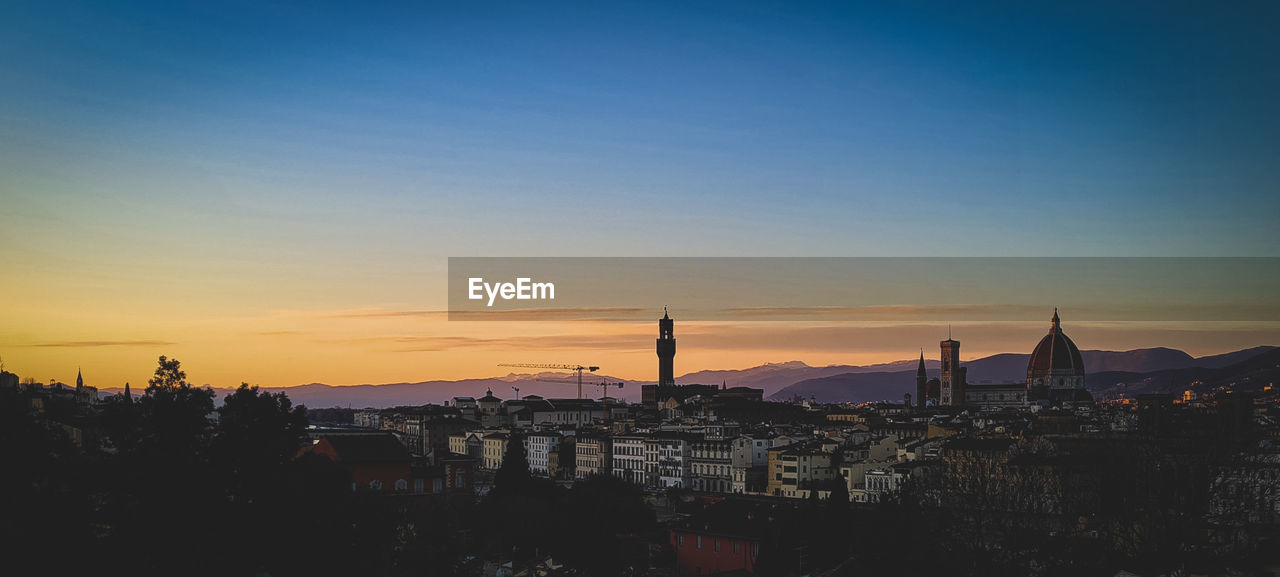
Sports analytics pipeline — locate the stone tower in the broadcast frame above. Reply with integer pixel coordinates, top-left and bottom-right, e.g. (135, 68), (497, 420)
(915, 349), (928, 408)
(940, 331), (966, 406)
(657, 307), (676, 386)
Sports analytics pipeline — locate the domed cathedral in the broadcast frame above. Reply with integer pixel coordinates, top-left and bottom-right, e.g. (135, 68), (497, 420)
(925, 309), (1093, 412)
(1026, 309), (1094, 406)
(1027, 308), (1085, 390)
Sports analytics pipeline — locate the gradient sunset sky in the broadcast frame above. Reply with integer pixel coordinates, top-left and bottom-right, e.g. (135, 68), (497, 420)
(2, 1), (1278, 390)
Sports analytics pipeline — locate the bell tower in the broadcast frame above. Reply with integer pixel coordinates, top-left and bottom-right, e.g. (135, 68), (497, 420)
(657, 307), (676, 385)
(915, 349), (928, 408)
(940, 329), (966, 406)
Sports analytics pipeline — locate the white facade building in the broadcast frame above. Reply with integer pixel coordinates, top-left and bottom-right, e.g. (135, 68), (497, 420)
(612, 435), (647, 486)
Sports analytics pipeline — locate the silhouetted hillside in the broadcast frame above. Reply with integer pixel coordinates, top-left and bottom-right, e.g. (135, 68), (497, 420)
(771, 346), (1277, 404)
(96, 346), (1275, 408)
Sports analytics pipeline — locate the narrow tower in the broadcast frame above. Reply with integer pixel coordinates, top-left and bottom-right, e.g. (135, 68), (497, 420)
(940, 333), (966, 406)
(915, 349), (928, 408)
(76, 368), (83, 393)
(657, 307), (676, 386)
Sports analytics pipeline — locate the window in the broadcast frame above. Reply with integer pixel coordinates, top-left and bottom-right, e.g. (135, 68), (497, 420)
(369, 480), (382, 490)
(733, 541), (740, 554)
(678, 535), (685, 547)
(395, 479), (408, 491)
(696, 536), (702, 549)
(714, 539), (720, 552)
(415, 479), (425, 493)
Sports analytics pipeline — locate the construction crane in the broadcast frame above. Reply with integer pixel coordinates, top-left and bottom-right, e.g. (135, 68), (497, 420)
(536, 378), (625, 401)
(498, 363), (599, 399)
(537, 378), (625, 424)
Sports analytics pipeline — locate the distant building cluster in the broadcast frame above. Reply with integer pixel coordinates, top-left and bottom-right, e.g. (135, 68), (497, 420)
(0, 368), (105, 447)
(321, 309), (1280, 576)
(914, 309), (1094, 411)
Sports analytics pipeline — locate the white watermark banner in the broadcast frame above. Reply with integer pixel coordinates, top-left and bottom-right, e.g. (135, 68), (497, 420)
(446, 257), (1280, 321)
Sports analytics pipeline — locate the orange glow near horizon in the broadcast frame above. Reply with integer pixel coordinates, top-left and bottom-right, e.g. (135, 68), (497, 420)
(3, 303), (1277, 392)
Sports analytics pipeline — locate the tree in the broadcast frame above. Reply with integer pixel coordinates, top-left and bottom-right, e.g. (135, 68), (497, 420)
(554, 474), (656, 574)
(136, 362), (214, 460)
(214, 383), (309, 473)
(113, 356), (221, 574)
(827, 477), (850, 508)
(492, 432), (533, 497)
(147, 355), (187, 389)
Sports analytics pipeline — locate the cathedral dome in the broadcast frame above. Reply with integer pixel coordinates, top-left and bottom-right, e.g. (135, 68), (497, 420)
(1026, 309), (1085, 389)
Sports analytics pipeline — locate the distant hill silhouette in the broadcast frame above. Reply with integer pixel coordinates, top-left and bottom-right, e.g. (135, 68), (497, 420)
(1088, 346), (1280, 399)
(95, 346), (1276, 408)
(768, 346), (1277, 404)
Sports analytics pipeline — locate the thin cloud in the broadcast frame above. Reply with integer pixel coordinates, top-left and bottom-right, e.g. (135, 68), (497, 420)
(30, 340), (176, 348)
(330, 309), (448, 319)
(448, 307), (649, 321)
(322, 334), (652, 353)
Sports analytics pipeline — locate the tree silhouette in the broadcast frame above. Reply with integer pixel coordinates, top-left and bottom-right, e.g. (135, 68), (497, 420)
(214, 383), (309, 475)
(554, 474), (656, 574)
(147, 354), (187, 389)
(136, 355), (214, 460)
(492, 432), (533, 497)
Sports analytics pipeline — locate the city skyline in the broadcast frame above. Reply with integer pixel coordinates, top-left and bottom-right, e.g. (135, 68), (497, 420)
(8, 312), (1279, 392)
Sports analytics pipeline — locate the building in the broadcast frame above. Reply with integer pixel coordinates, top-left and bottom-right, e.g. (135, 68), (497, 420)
(612, 434), (647, 485)
(657, 307), (676, 386)
(774, 443), (836, 498)
(526, 431), (562, 476)
(533, 399), (606, 427)
(653, 432), (691, 488)
(689, 436), (733, 493)
(951, 310), (1094, 411)
(575, 434), (612, 479)
(939, 334), (965, 406)
(452, 396), (478, 421)
(643, 384), (721, 412)
(73, 369), (98, 405)
(354, 409), (382, 429)
(730, 435), (770, 494)
(420, 416), (479, 464)
(448, 431), (484, 460)
(964, 383), (1028, 411)
(482, 431), (510, 470)
(669, 500), (783, 575)
(548, 436), (574, 479)
(915, 350), (929, 408)
(300, 433), (412, 492)
(1025, 309), (1092, 407)
(478, 389), (504, 428)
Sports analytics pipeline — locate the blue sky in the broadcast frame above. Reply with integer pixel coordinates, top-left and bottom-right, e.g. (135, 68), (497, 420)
(5, 0), (1278, 261)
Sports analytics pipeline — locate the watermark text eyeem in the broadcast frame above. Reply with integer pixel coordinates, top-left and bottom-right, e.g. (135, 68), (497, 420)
(468, 277), (556, 307)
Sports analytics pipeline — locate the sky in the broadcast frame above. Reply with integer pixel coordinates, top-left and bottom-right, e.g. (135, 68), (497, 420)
(2, 1), (1278, 390)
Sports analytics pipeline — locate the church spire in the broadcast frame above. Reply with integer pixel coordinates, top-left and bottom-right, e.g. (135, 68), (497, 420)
(917, 349), (927, 377)
(76, 368), (83, 392)
(123, 382), (132, 403)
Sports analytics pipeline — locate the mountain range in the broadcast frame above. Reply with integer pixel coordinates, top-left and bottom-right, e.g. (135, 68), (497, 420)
(97, 346), (1276, 408)
(770, 346), (1278, 404)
